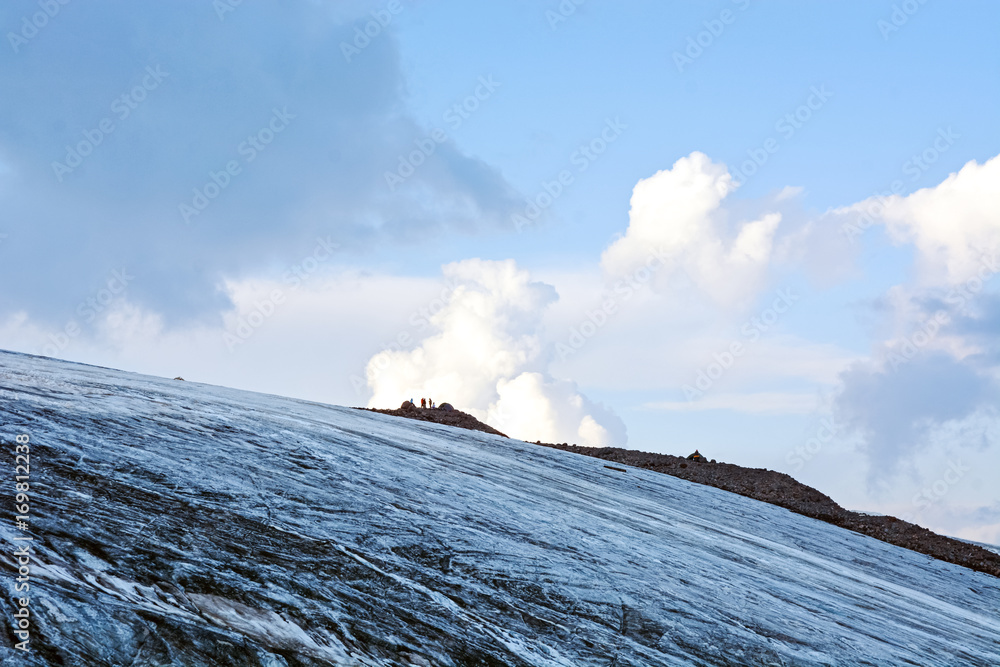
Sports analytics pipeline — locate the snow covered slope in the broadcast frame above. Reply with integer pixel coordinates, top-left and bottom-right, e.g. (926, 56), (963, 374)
(1, 350), (998, 666)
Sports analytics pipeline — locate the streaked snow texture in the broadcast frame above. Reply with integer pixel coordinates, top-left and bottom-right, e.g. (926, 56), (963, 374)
(0, 351), (998, 665)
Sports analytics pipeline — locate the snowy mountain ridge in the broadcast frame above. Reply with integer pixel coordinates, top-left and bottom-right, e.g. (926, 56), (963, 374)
(1, 350), (998, 666)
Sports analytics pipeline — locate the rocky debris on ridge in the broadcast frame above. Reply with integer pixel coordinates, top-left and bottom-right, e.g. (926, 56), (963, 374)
(538, 443), (1000, 579)
(359, 404), (507, 438)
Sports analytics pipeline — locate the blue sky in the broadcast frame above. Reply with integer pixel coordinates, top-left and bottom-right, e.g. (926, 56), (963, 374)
(1, 0), (998, 542)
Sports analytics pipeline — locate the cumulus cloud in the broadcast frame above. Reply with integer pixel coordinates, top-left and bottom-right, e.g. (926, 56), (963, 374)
(364, 259), (627, 446)
(489, 372), (624, 446)
(601, 152), (781, 306)
(844, 153), (1000, 285)
(820, 154), (1000, 494)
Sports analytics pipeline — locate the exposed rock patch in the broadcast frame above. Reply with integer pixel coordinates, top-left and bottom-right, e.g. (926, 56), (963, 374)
(358, 405), (507, 438)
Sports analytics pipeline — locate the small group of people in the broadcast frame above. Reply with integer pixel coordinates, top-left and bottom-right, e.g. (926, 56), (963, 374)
(410, 397), (435, 409)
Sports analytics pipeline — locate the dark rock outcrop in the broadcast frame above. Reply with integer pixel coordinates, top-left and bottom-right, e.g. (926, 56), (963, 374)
(360, 404), (507, 438)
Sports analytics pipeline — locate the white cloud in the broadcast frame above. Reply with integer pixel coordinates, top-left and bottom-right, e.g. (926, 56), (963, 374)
(489, 372), (620, 447)
(364, 259), (627, 446)
(825, 154), (1000, 496)
(601, 151), (781, 306)
(0, 261), (625, 451)
(848, 153), (1000, 285)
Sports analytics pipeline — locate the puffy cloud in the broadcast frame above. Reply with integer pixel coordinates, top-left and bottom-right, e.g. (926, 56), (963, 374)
(489, 372), (623, 447)
(818, 155), (1000, 498)
(364, 259), (626, 446)
(601, 152), (781, 306)
(846, 154), (1000, 285)
(828, 151), (1000, 486)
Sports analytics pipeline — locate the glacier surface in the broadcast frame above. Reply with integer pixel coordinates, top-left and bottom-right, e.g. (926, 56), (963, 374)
(0, 350), (998, 666)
